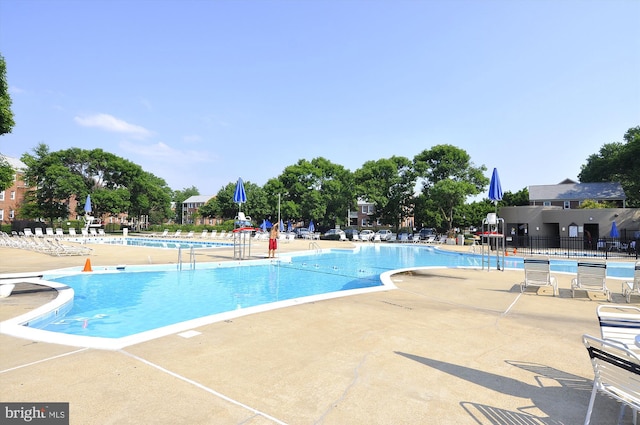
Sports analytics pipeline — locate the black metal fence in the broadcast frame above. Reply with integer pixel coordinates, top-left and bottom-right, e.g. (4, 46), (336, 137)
(507, 236), (638, 260)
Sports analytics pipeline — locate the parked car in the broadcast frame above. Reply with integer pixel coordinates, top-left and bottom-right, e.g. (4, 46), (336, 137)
(293, 227), (310, 239)
(324, 229), (346, 240)
(359, 230), (374, 241)
(344, 228), (359, 240)
(375, 229), (393, 241)
(419, 228), (437, 240)
(397, 230), (413, 242)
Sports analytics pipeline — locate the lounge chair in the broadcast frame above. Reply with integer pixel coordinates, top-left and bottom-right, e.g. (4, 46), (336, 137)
(55, 228), (64, 237)
(89, 228), (98, 236)
(582, 334), (640, 425)
(34, 228), (44, 238)
(571, 262), (610, 301)
(45, 228), (55, 237)
(98, 229), (106, 236)
(597, 305), (640, 351)
(199, 230), (208, 239)
(68, 228), (77, 237)
(521, 258), (558, 296)
(23, 228), (34, 237)
(623, 262), (640, 303)
(208, 230), (217, 239)
(184, 231), (194, 238)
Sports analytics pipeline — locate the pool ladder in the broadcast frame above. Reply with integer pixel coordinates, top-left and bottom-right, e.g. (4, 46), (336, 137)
(309, 241), (321, 252)
(177, 246), (196, 270)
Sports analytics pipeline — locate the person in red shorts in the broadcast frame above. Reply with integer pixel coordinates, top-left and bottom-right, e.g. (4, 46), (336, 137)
(268, 223), (279, 258)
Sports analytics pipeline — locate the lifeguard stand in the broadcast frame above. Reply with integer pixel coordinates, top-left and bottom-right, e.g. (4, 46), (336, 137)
(481, 212), (505, 271)
(233, 212), (252, 260)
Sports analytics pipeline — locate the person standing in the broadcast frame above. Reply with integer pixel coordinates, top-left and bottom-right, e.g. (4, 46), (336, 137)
(268, 223), (279, 258)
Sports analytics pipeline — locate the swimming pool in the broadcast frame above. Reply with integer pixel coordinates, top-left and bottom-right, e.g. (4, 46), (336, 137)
(2, 245), (636, 349)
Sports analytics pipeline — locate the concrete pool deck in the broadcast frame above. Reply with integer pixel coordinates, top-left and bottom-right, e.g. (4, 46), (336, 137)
(0, 237), (636, 424)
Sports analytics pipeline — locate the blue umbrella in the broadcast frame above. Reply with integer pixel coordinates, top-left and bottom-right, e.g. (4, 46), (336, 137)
(233, 177), (247, 207)
(287, 220), (292, 232)
(488, 167), (503, 216)
(260, 220), (268, 232)
(279, 219), (284, 231)
(610, 221), (620, 238)
(84, 194), (92, 213)
(308, 220), (315, 233)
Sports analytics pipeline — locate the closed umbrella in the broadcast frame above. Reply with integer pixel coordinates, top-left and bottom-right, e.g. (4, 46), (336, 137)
(260, 220), (268, 232)
(488, 168), (503, 215)
(233, 178), (247, 212)
(287, 220), (292, 232)
(84, 194), (92, 214)
(308, 220), (315, 233)
(610, 221), (620, 238)
(279, 219), (284, 232)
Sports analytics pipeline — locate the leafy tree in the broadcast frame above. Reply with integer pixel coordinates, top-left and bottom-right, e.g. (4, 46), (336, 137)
(501, 188), (529, 207)
(275, 158), (354, 229)
(354, 156), (416, 231)
(413, 145), (488, 233)
(0, 53), (16, 190)
(0, 53), (14, 136)
(20, 144), (172, 225)
(0, 155), (13, 191)
(579, 126), (640, 207)
(215, 180), (268, 223)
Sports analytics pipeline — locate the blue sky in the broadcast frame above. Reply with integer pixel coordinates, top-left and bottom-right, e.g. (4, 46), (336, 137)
(1, 0), (638, 198)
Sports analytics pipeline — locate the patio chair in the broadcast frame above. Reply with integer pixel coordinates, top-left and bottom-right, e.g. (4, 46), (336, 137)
(55, 228), (64, 237)
(571, 262), (611, 301)
(597, 305), (640, 352)
(68, 228), (77, 237)
(23, 228), (34, 237)
(89, 228), (98, 236)
(34, 228), (44, 238)
(582, 334), (640, 425)
(199, 230), (208, 239)
(45, 228), (55, 237)
(623, 262), (640, 303)
(521, 258), (558, 296)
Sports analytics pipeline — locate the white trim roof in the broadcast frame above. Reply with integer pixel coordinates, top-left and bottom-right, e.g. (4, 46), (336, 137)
(0, 154), (26, 171)
(183, 195), (215, 204)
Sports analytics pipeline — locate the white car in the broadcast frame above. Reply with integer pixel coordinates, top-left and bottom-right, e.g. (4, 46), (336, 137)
(359, 230), (374, 241)
(375, 229), (393, 241)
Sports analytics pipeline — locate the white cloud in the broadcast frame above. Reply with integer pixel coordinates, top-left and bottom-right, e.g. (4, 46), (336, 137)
(119, 140), (216, 163)
(74, 113), (152, 139)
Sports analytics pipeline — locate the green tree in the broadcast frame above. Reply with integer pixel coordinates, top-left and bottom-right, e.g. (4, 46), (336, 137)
(0, 53), (15, 136)
(413, 145), (488, 233)
(20, 144), (172, 225)
(276, 158), (354, 229)
(216, 180), (268, 223)
(501, 188), (529, 207)
(0, 53), (16, 191)
(579, 126), (640, 207)
(0, 155), (13, 191)
(354, 156), (416, 231)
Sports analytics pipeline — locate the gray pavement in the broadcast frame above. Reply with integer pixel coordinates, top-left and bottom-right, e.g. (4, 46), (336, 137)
(0, 237), (635, 424)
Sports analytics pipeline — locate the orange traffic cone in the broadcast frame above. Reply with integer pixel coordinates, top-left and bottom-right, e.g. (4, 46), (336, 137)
(82, 258), (92, 272)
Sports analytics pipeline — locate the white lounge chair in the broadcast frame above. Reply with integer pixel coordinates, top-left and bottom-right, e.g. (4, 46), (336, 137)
(571, 262), (610, 301)
(184, 231), (194, 238)
(199, 230), (208, 239)
(98, 229), (105, 236)
(582, 334), (640, 425)
(89, 228), (98, 236)
(68, 228), (77, 237)
(623, 262), (640, 303)
(597, 305), (640, 352)
(45, 228), (55, 237)
(23, 228), (34, 237)
(208, 230), (218, 239)
(521, 258), (558, 296)
(55, 228), (64, 237)
(34, 228), (44, 238)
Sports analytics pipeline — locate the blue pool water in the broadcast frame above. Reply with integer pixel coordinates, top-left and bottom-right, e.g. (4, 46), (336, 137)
(38, 245), (635, 339)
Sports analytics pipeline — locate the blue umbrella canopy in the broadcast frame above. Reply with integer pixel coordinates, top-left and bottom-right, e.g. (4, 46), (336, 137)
(260, 220), (267, 232)
(279, 219), (284, 231)
(308, 220), (315, 232)
(610, 221), (620, 238)
(84, 194), (92, 213)
(488, 168), (503, 203)
(287, 220), (292, 232)
(233, 178), (247, 205)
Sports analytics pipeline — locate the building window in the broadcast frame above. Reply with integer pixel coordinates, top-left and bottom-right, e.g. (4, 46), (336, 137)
(10, 191), (15, 200)
(0, 209), (4, 220)
(0, 191), (4, 201)
(361, 219), (368, 227)
(564, 201), (570, 209)
(543, 201), (551, 206)
(9, 210), (14, 219)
